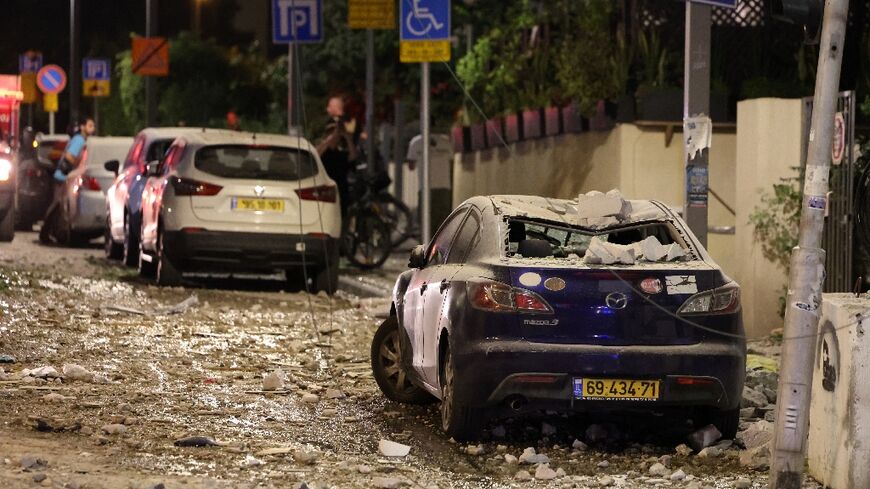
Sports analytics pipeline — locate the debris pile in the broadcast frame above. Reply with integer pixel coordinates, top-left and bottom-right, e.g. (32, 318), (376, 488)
(576, 190), (633, 228)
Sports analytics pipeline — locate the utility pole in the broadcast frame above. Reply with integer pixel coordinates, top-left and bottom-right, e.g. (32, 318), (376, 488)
(69, 0), (81, 125)
(145, 0), (158, 127)
(770, 1), (850, 488)
(683, 1), (711, 248)
(420, 62), (431, 245)
(287, 44), (299, 134)
(365, 29), (375, 175)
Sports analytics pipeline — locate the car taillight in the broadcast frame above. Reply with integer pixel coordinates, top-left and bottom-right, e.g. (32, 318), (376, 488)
(171, 177), (222, 196)
(0, 158), (10, 182)
(677, 283), (740, 315)
(295, 185), (337, 203)
(81, 176), (101, 191)
(467, 280), (553, 314)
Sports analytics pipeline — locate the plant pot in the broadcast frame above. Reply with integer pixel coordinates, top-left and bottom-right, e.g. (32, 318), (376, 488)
(615, 94), (636, 123)
(469, 123), (486, 151)
(485, 118), (504, 147)
(522, 108), (544, 140)
(504, 113), (523, 143)
(562, 103), (586, 134)
(545, 106), (562, 136)
(636, 88), (683, 121)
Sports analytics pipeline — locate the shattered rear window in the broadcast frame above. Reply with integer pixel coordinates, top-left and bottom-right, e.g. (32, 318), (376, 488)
(506, 219), (691, 263)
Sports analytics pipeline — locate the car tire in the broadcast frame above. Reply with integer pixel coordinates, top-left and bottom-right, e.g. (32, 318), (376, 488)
(155, 230), (182, 286)
(123, 213), (139, 267)
(697, 407), (740, 440)
(440, 345), (482, 441)
(104, 217), (123, 259)
(370, 316), (436, 405)
(0, 209), (14, 242)
(314, 265), (338, 295)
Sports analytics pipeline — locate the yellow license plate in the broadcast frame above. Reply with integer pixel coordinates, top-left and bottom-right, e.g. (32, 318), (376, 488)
(232, 198), (285, 212)
(574, 378), (660, 401)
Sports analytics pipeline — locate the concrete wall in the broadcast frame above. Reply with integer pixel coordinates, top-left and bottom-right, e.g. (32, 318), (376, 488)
(452, 100), (803, 337)
(734, 98), (803, 338)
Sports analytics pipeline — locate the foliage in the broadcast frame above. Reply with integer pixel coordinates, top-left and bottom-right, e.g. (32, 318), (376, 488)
(748, 169), (802, 317)
(634, 30), (672, 94)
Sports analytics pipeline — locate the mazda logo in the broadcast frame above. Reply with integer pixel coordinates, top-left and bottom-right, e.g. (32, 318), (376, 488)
(605, 292), (628, 310)
(254, 185), (265, 197)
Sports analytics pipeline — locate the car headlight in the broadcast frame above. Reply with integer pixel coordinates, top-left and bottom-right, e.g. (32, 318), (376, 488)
(677, 282), (740, 315)
(0, 158), (11, 182)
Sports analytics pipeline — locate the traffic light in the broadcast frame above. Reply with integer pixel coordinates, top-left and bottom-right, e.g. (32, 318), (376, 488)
(772, 0), (824, 44)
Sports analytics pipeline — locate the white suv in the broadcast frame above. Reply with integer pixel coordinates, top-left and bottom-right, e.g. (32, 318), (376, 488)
(137, 131), (341, 292)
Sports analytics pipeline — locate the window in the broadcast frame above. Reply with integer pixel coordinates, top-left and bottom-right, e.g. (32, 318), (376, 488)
(427, 208), (468, 267)
(446, 211), (480, 264)
(146, 138), (174, 164)
(194, 145), (318, 181)
(160, 143), (186, 175)
(123, 138), (144, 170)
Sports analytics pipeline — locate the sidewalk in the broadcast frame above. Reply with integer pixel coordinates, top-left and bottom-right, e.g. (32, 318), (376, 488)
(337, 253), (407, 298)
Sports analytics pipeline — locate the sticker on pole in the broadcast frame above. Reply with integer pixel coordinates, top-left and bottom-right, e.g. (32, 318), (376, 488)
(36, 65), (67, 94)
(686, 165), (709, 208)
(832, 112), (845, 165)
(400, 0), (451, 63)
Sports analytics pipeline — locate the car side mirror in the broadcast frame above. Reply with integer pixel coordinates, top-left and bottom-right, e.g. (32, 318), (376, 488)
(145, 160), (160, 176)
(104, 159), (119, 175)
(409, 245), (426, 269)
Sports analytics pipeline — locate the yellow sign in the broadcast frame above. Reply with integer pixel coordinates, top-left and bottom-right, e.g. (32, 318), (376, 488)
(43, 93), (58, 113)
(348, 0), (395, 29)
(21, 73), (37, 104)
(83, 80), (110, 97)
(400, 40), (451, 63)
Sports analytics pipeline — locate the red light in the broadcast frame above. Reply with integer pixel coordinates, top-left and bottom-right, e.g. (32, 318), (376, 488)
(171, 177), (222, 196)
(295, 185), (337, 203)
(467, 281), (553, 314)
(82, 176), (101, 191)
(514, 290), (552, 313)
(676, 377), (715, 386)
(513, 375), (558, 384)
(307, 232), (330, 239)
(181, 227), (206, 233)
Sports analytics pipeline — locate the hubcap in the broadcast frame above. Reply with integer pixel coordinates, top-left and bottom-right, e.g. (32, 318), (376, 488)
(441, 352), (454, 430)
(379, 330), (414, 394)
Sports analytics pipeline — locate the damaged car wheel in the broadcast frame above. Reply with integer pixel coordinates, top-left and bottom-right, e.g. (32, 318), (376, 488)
(440, 346), (481, 441)
(371, 316), (435, 405)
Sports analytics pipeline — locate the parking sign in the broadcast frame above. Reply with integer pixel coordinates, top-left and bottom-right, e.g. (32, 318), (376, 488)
(400, 0), (450, 41)
(83, 58), (111, 81)
(272, 0), (323, 43)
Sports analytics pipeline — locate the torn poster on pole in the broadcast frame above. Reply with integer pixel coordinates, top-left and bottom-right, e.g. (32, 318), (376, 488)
(684, 114), (712, 160)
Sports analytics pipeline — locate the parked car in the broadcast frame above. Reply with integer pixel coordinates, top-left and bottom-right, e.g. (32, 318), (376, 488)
(0, 144), (14, 241)
(137, 131), (341, 290)
(371, 194), (746, 441)
(49, 137), (134, 245)
(16, 133), (68, 231)
(104, 127), (211, 264)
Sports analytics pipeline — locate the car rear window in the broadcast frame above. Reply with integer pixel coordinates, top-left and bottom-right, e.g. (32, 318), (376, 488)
(194, 145), (318, 181)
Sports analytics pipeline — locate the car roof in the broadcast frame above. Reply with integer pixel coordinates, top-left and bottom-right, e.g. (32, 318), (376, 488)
(180, 131), (317, 153)
(482, 194), (674, 228)
(86, 136), (135, 146)
(137, 127), (223, 139)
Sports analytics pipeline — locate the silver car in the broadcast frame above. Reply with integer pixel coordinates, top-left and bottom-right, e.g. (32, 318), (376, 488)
(56, 137), (134, 245)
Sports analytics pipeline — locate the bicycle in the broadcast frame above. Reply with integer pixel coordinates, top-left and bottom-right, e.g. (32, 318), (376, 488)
(343, 169), (416, 269)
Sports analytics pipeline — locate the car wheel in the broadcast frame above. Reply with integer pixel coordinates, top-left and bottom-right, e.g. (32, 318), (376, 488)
(314, 265), (338, 295)
(0, 209), (14, 242)
(370, 316), (436, 405)
(155, 230), (182, 286)
(123, 214), (140, 267)
(440, 345), (482, 441)
(104, 217), (123, 259)
(697, 407), (740, 440)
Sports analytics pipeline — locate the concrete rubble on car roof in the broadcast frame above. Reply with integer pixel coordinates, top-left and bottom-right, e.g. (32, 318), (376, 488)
(583, 235), (686, 266)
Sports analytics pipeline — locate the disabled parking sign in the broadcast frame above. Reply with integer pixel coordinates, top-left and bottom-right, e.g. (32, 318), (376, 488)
(400, 0), (451, 63)
(272, 0), (323, 43)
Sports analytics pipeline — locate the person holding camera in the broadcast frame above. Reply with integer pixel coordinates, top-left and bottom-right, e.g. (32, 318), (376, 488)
(316, 96), (358, 218)
(39, 117), (95, 244)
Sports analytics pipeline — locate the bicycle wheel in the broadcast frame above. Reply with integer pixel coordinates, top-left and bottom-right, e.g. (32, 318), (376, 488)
(374, 193), (416, 248)
(343, 207), (393, 269)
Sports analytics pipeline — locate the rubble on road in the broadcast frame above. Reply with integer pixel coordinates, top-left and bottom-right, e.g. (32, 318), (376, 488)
(378, 439), (410, 457)
(174, 436), (221, 447)
(687, 424), (722, 451)
(262, 370), (285, 391)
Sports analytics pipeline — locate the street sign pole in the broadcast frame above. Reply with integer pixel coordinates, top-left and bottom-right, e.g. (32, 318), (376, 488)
(420, 61), (431, 245)
(287, 43), (299, 134)
(69, 0), (81, 125)
(93, 97), (99, 135)
(49, 112), (55, 135)
(770, 0), (850, 487)
(145, 0), (158, 127)
(683, 1), (711, 248)
(366, 29), (375, 175)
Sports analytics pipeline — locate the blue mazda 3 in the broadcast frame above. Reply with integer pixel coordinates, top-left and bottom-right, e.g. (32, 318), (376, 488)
(371, 194), (746, 441)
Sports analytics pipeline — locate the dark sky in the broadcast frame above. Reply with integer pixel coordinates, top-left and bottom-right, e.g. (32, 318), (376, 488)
(0, 0), (271, 74)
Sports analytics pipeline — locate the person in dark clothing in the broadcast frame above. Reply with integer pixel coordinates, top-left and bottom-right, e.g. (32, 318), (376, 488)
(316, 96), (358, 217)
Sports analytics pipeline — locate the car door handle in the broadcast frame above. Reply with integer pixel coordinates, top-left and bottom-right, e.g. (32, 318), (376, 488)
(420, 283), (427, 295)
(440, 279), (450, 293)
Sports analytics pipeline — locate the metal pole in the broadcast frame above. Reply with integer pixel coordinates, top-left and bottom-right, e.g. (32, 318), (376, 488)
(93, 98), (99, 135)
(49, 113), (55, 135)
(770, 1), (850, 488)
(393, 98), (404, 205)
(145, 0), (158, 127)
(365, 29), (375, 174)
(27, 104), (33, 129)
(421, 62), (431, 245)
(69, 0), (81, 126)
(683, 1), (710, 248)
(287, 44), (295, 134)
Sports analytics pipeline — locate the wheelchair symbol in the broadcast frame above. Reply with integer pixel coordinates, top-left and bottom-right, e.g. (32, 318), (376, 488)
(405, 0), (444, 37)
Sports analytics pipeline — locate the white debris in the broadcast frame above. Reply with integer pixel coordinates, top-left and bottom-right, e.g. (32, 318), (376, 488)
(301, 393), (320, 404)
(648, 462), (669, 477)
(572, 439), (588, 451)
(243, 454), (265, 467)
(519, 447), (550, 465)
(697, 446), (722, 459)
(358, 464), (373, 474)
(373, 477), (403, 488)
(598, 475), (615, 487)
(675, 444), (694, 456)
(155, 295), (199, 315)
(514, 470), (532, 481)
(101, 424), (127, 435)
(666, 243), (686, 261)
(670, 469), (687, 481)
(583, 237), (637, 265)
(504, 454), (518, 464)
(21, 366), (61, 379)
(262, 371), (285, 391)
(688, 424), (723, 451)
(324, 388), (345, 399)
(62, 364), (94, 382)
(555, 468), (566, 478)
(465, 445), (484, 456)
(41, 393), (70, 403)
(379, 439), (411, 457)
(576, 190), (633, 228)
(534, 464), (558, 480)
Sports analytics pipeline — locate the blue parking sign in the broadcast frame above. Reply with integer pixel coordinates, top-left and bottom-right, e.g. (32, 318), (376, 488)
(272, 0), (323, 43)
(82, 58), (111, 81)
(400, 0), (451, 41)
(690, 0), (737, 7)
